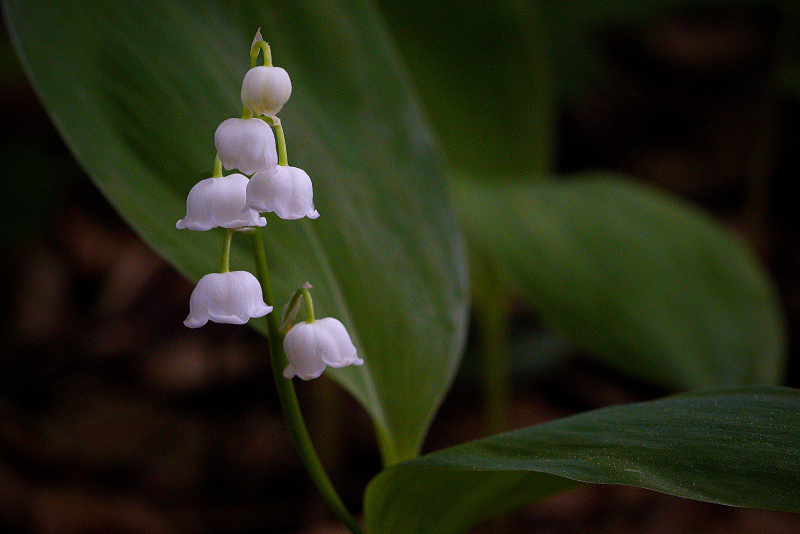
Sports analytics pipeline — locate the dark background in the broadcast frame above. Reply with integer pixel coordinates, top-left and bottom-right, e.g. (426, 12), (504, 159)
(2, 3), (800, 533)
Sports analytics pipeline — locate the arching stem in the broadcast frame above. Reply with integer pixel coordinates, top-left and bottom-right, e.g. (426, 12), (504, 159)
(249, 228), (365, 534)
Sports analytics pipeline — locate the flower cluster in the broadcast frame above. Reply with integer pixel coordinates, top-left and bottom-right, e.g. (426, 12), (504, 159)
(176, 31), (362, 380)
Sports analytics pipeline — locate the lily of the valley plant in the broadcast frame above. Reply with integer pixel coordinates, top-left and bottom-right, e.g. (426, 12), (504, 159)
(176, 30), (365, 534)
(11, 0), (798, 529)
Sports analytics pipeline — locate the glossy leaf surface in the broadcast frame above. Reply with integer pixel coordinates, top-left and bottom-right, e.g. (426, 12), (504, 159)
(3, 0), (468, 461)
(365, 387), (800, 533)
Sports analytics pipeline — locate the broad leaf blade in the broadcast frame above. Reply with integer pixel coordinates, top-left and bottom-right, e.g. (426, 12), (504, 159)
(3, 0), (468, 461)
(454, 175), (785, 389)
(375, 0), (556, 175)
(365, 387), (800, 533)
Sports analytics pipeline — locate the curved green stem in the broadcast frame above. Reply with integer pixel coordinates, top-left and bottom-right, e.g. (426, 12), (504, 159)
(259, 116), (289, 167)
(251, 39), (272, 68)
(250, 228), (365, 534)
(273, 122), (288, 166)
(260, 116), (289, 166)
(219, 229), (234, 273)
(213, 154), (223, 178)
(282, 285), (315, 328)
(300, 287), (315, 323)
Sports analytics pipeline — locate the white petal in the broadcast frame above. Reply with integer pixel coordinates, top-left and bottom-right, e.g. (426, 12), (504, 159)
(282, 318), (361, 380)
(315, 318), (362, 368)
(184, 271), (272, 328)
(283, 322), (330, 380)
(241, 66), (292, 117)
(214, 118), (277, 175)
(177, 174), (266, 231)
(282, 363), (300, 380)
(246, 166), (319, 220)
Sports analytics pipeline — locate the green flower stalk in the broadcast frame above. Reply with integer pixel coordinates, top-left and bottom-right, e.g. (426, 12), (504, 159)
(251, 230), (365, 534)
(176, 29), (365, 534)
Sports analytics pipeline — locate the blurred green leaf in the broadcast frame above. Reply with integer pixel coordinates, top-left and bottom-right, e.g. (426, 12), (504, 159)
(3, 0), (469, 461)
(453, 175), (785, 389)
(0, 34), (78, 244)
(375, 0), (556, 175)
(377, 0), (785, 177)
(365, 387), (800, 533)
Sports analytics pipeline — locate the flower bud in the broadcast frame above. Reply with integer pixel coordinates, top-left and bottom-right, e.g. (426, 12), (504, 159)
(177, 174), (266, 231)
(283, 317), (363, 380)
(241, 66), (292, 117)
(184, 271), (273, 328)
(214, 118), (277, 175)
(246, 165), (319, 220)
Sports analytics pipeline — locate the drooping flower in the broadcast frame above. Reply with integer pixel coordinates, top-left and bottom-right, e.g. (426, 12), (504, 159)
(184, 271), (272, 328)
(246, 165), (319, 220)
(241, 66), (292, 117)
(283, 317), (363, 380)
(177, 174), (266, 231)
(214, 118), (277, 175)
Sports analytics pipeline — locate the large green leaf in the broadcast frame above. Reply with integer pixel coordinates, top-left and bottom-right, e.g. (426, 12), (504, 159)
(365, 387), (800, 533)
(375, 0), (556, 176)
(3, 0), (468, 461)
(454, 175), (785, 389)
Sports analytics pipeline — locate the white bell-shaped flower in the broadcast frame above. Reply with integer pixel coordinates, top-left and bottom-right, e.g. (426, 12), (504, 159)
(246, 165), (320, 220)
(177, 174), (266, 231)
(184, 271), (273, 328)
(283, 317), (363, 380)
(214, 118), (277, 175)
(241, 66), (292, 117)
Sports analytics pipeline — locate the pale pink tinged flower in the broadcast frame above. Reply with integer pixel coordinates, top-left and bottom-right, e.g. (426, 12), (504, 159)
(214, 118), (277, 175)
(184, 271), (272, 328)
(176, 174), (266, 231)
(246, 165), (320, 220)
(241, 66), (292, 117)
(283, 317), (363, 380)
